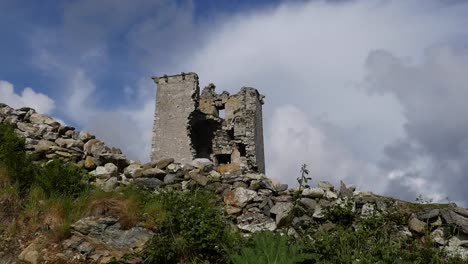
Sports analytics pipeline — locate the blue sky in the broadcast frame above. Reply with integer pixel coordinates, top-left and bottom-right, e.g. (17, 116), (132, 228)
(2, 0), (468, 205)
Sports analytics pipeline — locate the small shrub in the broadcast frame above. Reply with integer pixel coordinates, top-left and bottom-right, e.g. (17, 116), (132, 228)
(35, 159), (88, 198)
(231, 232), (310, 264)
(299, 212), (462, 264)
(0, 123), (35, 193)
(143, 189), (234, 263)
(323, 201), (356, 226)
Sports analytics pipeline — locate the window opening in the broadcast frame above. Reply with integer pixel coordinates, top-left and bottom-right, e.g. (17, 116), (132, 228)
(216, 154), (231, 165)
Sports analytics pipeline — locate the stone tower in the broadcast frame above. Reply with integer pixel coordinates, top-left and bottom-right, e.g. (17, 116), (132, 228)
(151, 72), (265, 173)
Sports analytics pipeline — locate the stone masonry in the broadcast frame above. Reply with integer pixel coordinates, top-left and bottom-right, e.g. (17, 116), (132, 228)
(151, 72), (265, 173)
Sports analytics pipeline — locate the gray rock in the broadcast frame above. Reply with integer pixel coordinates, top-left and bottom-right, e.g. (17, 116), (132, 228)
(313, 205), (324, 219)
(164, 174), (177, 184)
(272, 195), (293, 203)
(244, 173), (265, 180)
(102, 177), (118, 192)
(104, 163), (119, 177)
(361, 203), (375, 216)
(34, 140), (56, 153)
(142, 168), (166, 179)
(270, 202), (294, 227)
(225, 205), (243, 215)
(300, 198), (317, 211)
(64, 129), (76, 138)
(408, 215), (427, 234)
(237, 212), (277, 232)
(29, 113), (57, 126)
(124, 164), (143, 178)
(208, 170), (222, 181)
(258, 189), (273, 196)
(191, 158), (214, 171)
(445, 234), (468, 259)
(55, 138), (82, 148)
(167, 163), (181, 173)
(65, 216), (154, 259)
(134, 178), (162, 189)
(302, 188), (325, 198)
(191, 174), (209, 186)
(58, 125), (74, 136)
(94, 166), (111, 179)
(417, 209), (440, 220)
(77, 241), (94, 256)
(233, 181), (248, 189)
(16, 122), (38, 135)
(318, 181), (334, 191)
(324, 190), (338, 199)
(431, 228), (446, 245)
(18, 240), (40, 264)
(83, 139), (107, 157)
(339, 180), (354, 198)
(275, 183), (288, 192)
(78, 131), (95, 142)
(154, 158), (175, 169)
(292, 215), (313, 228)
(224, 187), (258, 208)
(441, 208), (468, 234)
(43, 132), (59, 141)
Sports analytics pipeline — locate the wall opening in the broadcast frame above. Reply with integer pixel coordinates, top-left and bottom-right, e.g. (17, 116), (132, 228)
(218, 108), (225, 119)
(216, 154), (231, 165)
(190, 119), (218, 159)
(238, 143), (246, 157)
(227, 128), (234, 140)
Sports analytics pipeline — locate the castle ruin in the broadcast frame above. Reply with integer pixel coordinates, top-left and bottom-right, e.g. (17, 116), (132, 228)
(150, 72), (265, 173)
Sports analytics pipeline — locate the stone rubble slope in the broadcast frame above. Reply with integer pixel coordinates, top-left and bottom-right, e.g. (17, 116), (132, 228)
(2, 103), (468, 263)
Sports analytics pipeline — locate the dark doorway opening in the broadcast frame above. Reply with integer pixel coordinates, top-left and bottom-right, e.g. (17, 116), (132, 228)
(190, 119), (218, 159)
(227, 128), (234, 140)
(238, 143), (246, 157)
(216, 154), (231, 165)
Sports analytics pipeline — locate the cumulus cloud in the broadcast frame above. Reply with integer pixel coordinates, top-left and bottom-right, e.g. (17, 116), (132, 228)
(180, 0), (468, 203)
(27, 0), (468, 205)
(61, 68), (155, 162)
(0, 80), (55, 114)
(267, 105), (384, 192)
(365, 46), (468, 205)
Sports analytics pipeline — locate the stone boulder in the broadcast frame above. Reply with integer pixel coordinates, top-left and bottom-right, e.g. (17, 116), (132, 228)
(61, 217), (154, 262)
(191, 158), (214, 172)
(270, 202), (294, 227)
(224, 187), (258, 208)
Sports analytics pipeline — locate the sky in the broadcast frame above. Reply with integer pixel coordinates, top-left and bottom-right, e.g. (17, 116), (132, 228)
(1, 0), (468, 205)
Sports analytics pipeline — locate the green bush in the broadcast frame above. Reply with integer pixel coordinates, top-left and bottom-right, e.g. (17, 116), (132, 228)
(0, 123), (35, 193)
(299, 211), (462, 264)
(231, 232), (310, 264)
(323, 201), (356, 226)
(35, 160), (88, 198)
(143, 189), (237, 263)
(0, 123), (88, 198)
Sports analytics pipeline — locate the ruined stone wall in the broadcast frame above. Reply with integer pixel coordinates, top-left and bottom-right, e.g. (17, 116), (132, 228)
(151, 73), (265, 173)
(150, 73), (199, 164)
(254, 91), (265, 173)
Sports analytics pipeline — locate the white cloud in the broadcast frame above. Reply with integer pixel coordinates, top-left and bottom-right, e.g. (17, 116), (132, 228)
(179, 0), (468, 202)
(27, 0), (468, 204)
(0, 80), (55, 114)
(60, 68), (155, 162)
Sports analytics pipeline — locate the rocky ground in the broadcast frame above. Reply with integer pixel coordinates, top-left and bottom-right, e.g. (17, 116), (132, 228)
(1, 103), (468, 263)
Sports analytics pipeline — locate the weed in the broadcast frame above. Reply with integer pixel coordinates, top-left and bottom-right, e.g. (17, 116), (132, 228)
(231, 232), (310, 264)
